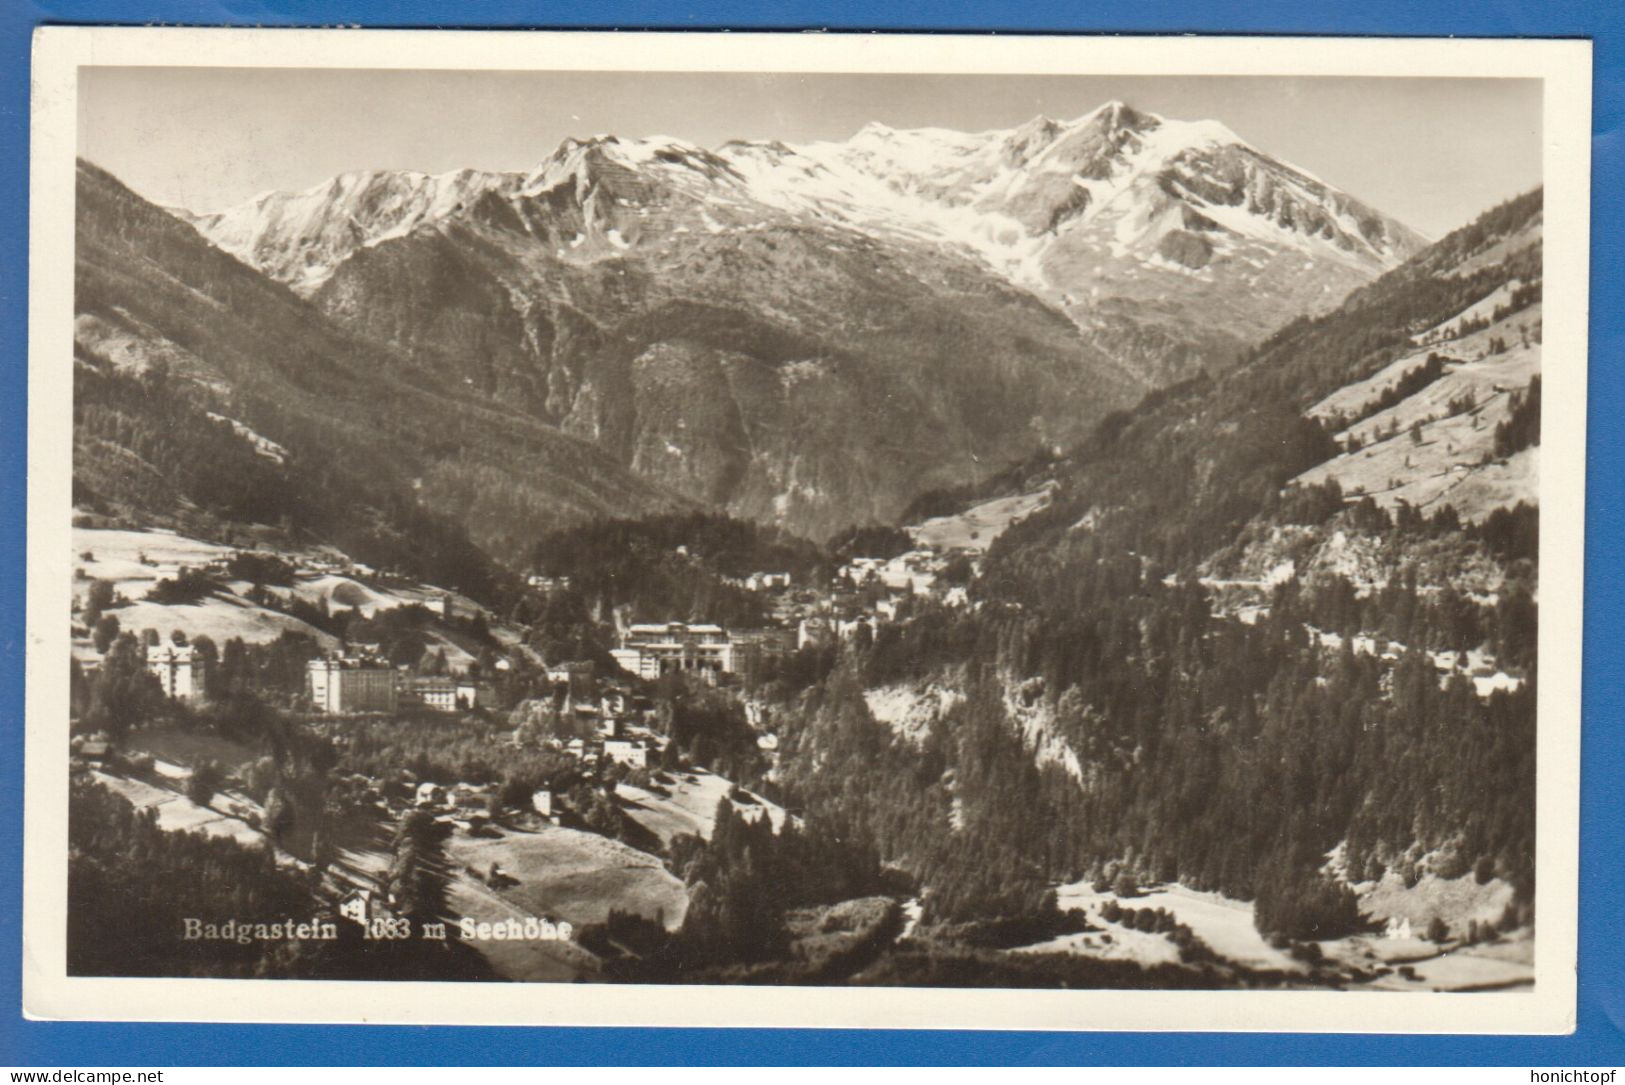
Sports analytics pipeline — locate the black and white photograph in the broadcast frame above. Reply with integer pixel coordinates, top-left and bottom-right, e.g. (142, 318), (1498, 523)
(24, 29), (1589, 1030)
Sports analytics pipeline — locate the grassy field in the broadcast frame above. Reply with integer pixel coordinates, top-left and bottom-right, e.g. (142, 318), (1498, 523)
(71, 525), (489, 658)
(441, 866), (604, 982)
(1011, 925), (1182, 967)
(73, 526), (338, 652)
(617, 768), (787, 847)
(1054, 880), (1304, 973)
(73, 527), (233, 603)
(447, 823), (688, 931)
(90, 769), (266, 849)
(1296, 301), (1540, 524)
(319, 808), (616, 981)
(908, 486), (1055, 554)
(1342, 933), (1534, 992)
(124, 727), (261, 772)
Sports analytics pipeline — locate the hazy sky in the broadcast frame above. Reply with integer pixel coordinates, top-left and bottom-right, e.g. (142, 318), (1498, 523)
(78, 68), (1542, 238)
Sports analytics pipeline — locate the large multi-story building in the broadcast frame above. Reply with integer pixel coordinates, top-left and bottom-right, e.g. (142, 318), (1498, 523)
(399, 675), (494, 713)
(308, 655), (397, 714)
(405, 676), (458, 713)
(609, 647), (659, 680)
(613, 622), (736, 681)
(727, 628), (796, 681)
(147, 643), (205, 701)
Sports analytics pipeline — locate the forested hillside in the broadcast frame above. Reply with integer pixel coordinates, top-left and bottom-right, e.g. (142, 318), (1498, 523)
(75, 160), (686, 578)
(757, 189), (1544, 939)
(528, 513), (829, 626)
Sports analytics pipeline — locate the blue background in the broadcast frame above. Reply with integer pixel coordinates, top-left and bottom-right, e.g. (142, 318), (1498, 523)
(1, 0), (1619, 1067)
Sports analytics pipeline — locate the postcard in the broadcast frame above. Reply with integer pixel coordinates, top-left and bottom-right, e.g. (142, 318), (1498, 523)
(24, 26), (1589, 1031)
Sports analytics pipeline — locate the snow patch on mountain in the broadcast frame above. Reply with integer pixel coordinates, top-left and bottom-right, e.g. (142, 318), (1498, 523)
(187, 167), (516, 294)
(182, 101), (1423, 313)
(204, 413), (288, 464)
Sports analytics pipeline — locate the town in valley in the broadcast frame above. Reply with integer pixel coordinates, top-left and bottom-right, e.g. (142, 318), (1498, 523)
(68, 78), (1544, 991)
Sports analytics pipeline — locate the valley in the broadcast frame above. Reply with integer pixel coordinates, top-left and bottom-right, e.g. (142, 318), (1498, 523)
(155, 103), (1422, 540)
(66, 97), (1544, 991)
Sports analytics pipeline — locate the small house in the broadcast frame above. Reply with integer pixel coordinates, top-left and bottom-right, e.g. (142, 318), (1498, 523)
(449, 783), (488, 811)
(531, 789), (554, 818)
(339, 888), (376, 926)
(603, 738), (648, 769)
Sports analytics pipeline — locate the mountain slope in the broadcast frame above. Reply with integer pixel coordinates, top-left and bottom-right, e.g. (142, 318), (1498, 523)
(194, 103), (1422, 347)
(179, 103), (1422, 535)
(178, 167), (518, 296)
(982, 186), (1541, 585)
(241, 143), (1143, 538)
(75, 159), (686, 574)
(759, 191), (1541, 940)
(725, 102), (1425, 383)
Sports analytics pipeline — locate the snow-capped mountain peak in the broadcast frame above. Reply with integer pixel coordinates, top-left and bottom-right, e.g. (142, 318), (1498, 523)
(185, 165), (516, 294)
(176, 100), (1426, 392)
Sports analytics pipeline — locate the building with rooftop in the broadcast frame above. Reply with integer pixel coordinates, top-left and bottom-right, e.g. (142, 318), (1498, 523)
(405, 676), (458, 713)
(614, 622), (736, 681)
(603, 738), (648, 769)
(148, 643), (206, 701)
(308, 654), (397, 714)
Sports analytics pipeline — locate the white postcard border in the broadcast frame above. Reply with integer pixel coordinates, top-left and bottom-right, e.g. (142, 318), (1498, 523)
(25, 26), (1592, 1032)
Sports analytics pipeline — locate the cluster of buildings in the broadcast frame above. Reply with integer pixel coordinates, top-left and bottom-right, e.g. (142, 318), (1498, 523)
(558, 734), (652, 770)
(603, 556), (961, 686)
(724, 571), (791, 592)
(117, 543), (966, 728)
(838, 549), (968, 605)
(307, 652), (495, 715)
(112, 626), (498, 719)
(608, 621), (794, 684)
(505, 660), (668, 773)
(720, 554), (956, 655)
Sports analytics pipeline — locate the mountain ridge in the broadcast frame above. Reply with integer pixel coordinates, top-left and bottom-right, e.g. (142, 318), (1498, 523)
(156, 101), (1425, 537)
(184, 101), (1423, 308)
(74, 158), (690, 578)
